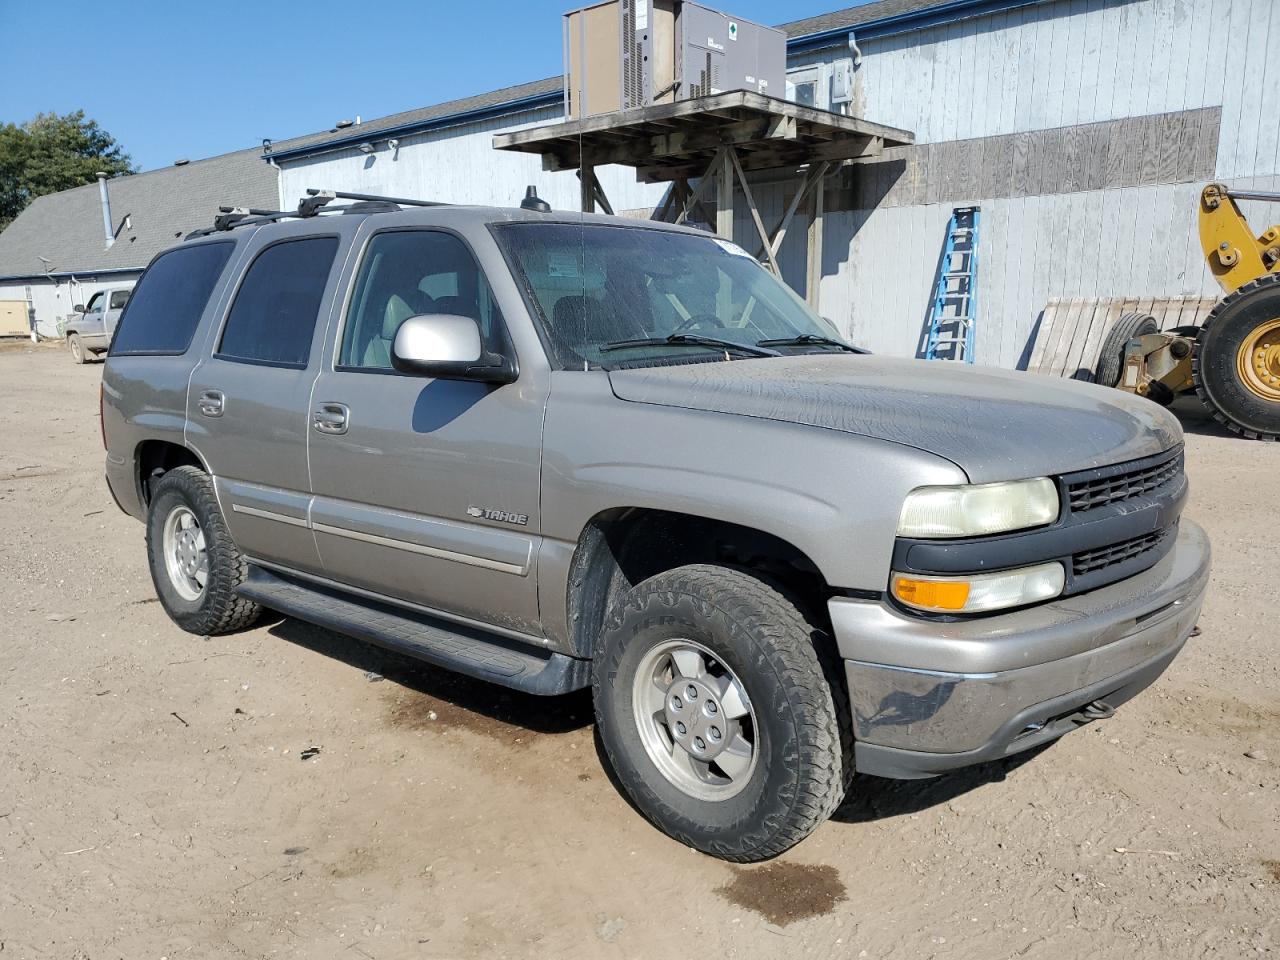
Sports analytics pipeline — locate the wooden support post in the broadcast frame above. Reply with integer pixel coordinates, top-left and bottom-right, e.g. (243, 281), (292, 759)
(754, 161), (830, 263)
(727, 147), (780, 275)
(716, 148), (734, 241)
(806, 169), (826, 312)
(674, 148), (727, 226)
(580, 165), (596, 213)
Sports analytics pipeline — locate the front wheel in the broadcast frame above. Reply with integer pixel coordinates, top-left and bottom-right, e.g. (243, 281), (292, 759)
(593, 564), (850, 862)
(68, 334), (86, 364)
(146, 466), (261, 635)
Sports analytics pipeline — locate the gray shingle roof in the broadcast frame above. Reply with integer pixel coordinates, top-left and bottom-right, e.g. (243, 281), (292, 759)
(265, 0), (1008, 160)
(0, 147), (279, 280)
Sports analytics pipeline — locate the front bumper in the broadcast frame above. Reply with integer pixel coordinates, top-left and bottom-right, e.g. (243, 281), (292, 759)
(832, 519), (1210, 779)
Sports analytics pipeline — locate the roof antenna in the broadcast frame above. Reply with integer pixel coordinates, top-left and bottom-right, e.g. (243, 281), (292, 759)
(520, 185), (551, 213)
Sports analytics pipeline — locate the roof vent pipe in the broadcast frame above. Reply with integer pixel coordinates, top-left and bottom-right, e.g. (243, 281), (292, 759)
(96, 172), (114, 248)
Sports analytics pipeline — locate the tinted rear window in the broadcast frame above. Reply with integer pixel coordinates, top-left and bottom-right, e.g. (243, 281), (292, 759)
(110, 242), (234, 356)
(216, 236), (338, 368)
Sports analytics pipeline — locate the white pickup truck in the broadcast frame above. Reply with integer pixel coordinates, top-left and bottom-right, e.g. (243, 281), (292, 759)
(65, 284), (133, 363)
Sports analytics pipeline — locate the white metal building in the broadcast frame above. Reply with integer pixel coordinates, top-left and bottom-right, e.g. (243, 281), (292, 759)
(262, 0), (1277, 369)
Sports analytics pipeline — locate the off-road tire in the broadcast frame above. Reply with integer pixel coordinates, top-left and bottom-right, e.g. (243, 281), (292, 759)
(1095, 312), (1158, 387)
(593, 564), (850, 862)
(146, 466), (261, 634)
(1192, 273), (1280, 440)
(68, 334), (86, 365)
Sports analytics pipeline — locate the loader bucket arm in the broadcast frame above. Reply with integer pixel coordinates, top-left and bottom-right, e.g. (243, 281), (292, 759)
(1199, 183), (1280, 295)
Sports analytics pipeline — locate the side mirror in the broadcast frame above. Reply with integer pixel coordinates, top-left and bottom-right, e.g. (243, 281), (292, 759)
(73, 304), (86, 313)
(391, 314), (516, 384)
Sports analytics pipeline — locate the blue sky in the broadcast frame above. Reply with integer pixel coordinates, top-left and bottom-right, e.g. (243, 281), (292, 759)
(0, 0), (860, 172)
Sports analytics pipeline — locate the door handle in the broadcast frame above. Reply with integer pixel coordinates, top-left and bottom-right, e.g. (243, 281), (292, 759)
(313, 402), (350, 435)
(197, 390), (225, 418)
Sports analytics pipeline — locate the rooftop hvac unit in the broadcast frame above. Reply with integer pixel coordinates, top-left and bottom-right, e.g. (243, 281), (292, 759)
(564, 0), (786, 119)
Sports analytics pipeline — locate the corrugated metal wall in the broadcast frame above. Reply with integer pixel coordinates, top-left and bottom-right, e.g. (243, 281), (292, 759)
(275, 106), (667, 216)
(275, 0), (1278, 369)
(790, 0), (1280, 367)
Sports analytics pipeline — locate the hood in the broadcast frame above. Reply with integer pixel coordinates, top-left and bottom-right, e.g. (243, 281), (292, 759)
(607, 355), (1182, 483)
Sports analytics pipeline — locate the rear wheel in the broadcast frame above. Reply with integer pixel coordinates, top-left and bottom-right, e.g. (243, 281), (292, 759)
(146, 466), (261, 634)
(68, 334), (86, 365)
(593, 564), (850, 862)
(1095, 312), (1158, 387)
(1193, 274), (1280, 440)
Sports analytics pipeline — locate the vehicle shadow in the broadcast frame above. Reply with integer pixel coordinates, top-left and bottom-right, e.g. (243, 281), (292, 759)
(1166, 394), (1239, 439)
(267, 617), (594, 736)
(267, 615), (1057, 825)
(833, 743), (1052, 823)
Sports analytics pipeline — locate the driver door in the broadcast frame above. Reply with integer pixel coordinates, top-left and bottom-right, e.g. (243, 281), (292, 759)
(307, 227), (546, 635)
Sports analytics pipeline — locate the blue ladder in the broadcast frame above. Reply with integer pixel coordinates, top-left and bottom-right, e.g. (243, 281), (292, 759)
(924, 206), (980, 363)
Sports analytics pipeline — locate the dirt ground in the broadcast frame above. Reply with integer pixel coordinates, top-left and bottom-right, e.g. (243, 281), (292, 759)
(0, 343), (1276, 960)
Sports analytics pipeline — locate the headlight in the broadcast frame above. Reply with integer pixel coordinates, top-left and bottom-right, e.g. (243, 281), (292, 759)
(898, 477), (1059, 538)
(892, 561), (1066, 614)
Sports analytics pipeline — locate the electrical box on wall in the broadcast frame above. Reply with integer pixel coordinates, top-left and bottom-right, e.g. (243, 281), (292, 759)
(564, 0), (786, 119)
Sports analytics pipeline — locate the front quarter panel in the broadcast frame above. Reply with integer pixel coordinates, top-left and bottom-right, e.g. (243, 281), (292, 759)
(538, 372), (966, 644)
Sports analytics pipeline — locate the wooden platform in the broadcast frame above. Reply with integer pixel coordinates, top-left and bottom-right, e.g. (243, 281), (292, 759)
(1029, 296), (1219, 381)
(493, 91), (914, 183)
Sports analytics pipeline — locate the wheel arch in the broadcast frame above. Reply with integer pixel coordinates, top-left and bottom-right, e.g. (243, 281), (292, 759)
(135, 439), (210, 507)
(562, 506), (833, 659)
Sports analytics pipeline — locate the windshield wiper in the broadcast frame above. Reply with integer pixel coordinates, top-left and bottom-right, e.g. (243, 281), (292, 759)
(600, 334), (781, 358)
(756, 333), (866, 353)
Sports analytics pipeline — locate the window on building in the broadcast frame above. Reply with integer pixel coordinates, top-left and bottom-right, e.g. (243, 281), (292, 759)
(111, 242), (235, 356)
(339, 231), (503, 370)
(217, 236), (339, 368)
(109, 290), (130, 310)
(786, 65), (830, 111)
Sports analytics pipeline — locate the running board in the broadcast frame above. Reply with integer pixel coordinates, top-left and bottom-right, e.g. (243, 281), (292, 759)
(238, 566), (590, 696)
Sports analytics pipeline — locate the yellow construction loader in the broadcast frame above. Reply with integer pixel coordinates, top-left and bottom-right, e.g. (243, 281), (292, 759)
(1096, 183), (1280, 440)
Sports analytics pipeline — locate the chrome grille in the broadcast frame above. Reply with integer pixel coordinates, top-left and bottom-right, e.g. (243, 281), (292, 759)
(1067, 451), (1183, 512)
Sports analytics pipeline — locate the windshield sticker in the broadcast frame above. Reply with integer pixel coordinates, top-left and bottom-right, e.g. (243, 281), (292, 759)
(547, 252), (582, 278)
(713, 238), (755, 259)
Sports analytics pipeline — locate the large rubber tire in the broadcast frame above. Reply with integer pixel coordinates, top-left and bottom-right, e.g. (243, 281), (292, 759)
(68, 334), (87, 365)
(1193, 274), (1280, 440)
(1095, 312), (1158, 387)
(146, 466), (262, 635)
(593, 564), (851, 862)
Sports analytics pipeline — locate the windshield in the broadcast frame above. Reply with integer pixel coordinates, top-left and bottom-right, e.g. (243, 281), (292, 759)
(494, 221), (851, 369)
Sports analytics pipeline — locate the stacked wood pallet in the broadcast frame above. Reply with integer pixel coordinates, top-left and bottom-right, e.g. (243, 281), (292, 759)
(1028, 296), (1219, 381)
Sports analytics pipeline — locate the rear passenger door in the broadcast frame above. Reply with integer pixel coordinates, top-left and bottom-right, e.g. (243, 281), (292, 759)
(306, 227), (546, 635)
(187, 223), (352, 575)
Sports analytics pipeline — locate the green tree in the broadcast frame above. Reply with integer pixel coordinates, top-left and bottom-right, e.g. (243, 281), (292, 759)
(0, 111), (136, 230)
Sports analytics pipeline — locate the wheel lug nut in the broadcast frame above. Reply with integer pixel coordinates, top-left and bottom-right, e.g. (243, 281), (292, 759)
(708, 726), (721, 741)
(694, 737), (706, 751)
(685, 685), (698, 700)
(671, 696), (682, 710)
(675, 721), (687, 736)
(705, 701), (718, 715)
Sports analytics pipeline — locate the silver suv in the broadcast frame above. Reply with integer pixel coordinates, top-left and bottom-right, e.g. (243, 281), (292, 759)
(101, 194), (1210, 861)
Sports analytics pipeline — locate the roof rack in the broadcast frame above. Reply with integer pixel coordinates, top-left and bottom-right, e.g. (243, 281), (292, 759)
(184, 188), (450, 240)
(304, 187), (449, 208)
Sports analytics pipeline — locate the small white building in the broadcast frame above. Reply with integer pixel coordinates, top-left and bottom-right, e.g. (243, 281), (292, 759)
(0, 149), (278, 338)
(262, 0), (1277, 368)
